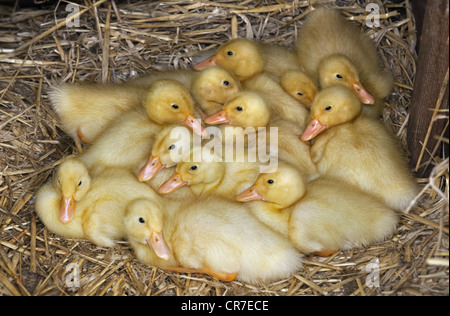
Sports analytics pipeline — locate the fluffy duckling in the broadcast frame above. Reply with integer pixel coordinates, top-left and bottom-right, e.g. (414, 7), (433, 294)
(35, 157), (160, 247)
(190, 66), (241, 115)
(279, 69), (319, 108)
(49, 67), (235, 143)
(301, 86), (419, 211)
(205, 91), (270, 128)
(242, 73), (310, 128)
(236, 163), (399, 255)
(296, 7), (393, 116)
(79, 79), (206, 175)
(193, 38), (300, 81)
(49, 82), (146, 144)
(136, 124), (194, 182)
(124, 197), (302, 284)
(158, 145), (261, 198)
(135, 125), (196, 200)
(205, 91), (318, 180)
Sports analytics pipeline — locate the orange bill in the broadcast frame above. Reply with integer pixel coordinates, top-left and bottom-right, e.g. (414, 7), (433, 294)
(137, 155), (165, 182)
(300, 118), (327, 142)
(59, 196), (76, 224)
(183, 114), (207, 137)
(235, 185), (263, 202)
(352, 81), (375, 105)
(148, 231), (171, 260)
(204, 110), (230, 125)
(193, 55), (217, 71)
(76, 128), (90, 144)
(159, 172), (188, 194)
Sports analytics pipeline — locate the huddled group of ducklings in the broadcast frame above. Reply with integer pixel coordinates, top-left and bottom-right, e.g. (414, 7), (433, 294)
(35, 8), (419, 285)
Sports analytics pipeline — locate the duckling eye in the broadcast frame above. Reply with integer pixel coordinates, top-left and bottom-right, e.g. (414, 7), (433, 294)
(138, 217), (145, 224)
(297, 92), (304, 96)
(168, 144), (175, 151)
(189, 165), (198, 171)
(325, 105), (332, 111)
(267, 179), (274, 184)
(236, 106), (243, 111)
(78, 180), (83, 187)
(57, 179), (61, 187)
(223, 80), (230, 86)
(226, 51), (233, 56)
(171, 104), (179, 109)
(336, 74), (343, 79)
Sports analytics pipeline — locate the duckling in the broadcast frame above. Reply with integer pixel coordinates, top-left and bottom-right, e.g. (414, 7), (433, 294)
(301, 86), (419, 211)
(296, 7), (393, 117)
(158, 145), (261, 199)
(135, 124), (196, 200)
(190, 66), (241, 115)
(136, 124), (194, 182)
(48, 82), (146, 144)
(79, 79), (206, 175)
(205, 91), (318, 180)
(49, 67), (234, 143)
(279, 69), (319, 108)
(236, 162), (399, 255)
(35, 157), (160, 247)
(193, 38), (300, 81)
(242, 73), (310, 128)
(124, 196), (303, 284)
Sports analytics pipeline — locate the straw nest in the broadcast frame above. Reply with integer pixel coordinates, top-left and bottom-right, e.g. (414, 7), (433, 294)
(0, 0), (448, 296)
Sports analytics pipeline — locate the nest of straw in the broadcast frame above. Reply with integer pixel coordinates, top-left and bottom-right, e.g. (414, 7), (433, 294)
(0, 0), (448, 296)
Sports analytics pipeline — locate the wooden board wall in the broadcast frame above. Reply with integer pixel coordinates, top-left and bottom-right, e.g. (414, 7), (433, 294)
(408, 0), (449, 177)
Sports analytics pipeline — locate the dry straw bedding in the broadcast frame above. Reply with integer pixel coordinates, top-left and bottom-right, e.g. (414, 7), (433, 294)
(0, 0), (448, 296)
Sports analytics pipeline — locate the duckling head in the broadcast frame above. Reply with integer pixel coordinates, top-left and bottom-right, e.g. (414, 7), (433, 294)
(144, 79), (207, 137)
(138, 125), (193, 182)
(318, 55), (375, 105)
(124, 199), (171, 260)
(193, 38), (265, 81)
(279, 70), (318, 108)
(204, 91), (270, 129)
(159, 147), (224, 194)
(191, 66), (242, 115)
(301, 86), (362, 141)
(53, 157), (91, 224)
(236, 163), (305, 209)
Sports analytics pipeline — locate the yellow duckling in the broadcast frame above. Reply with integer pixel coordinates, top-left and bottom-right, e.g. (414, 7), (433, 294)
(193, 38), (300, 81)
(296, 7), (393, 116)
(35, 157), (160, 247)
(190, 66), (241, 115)
(79, 79), (206, 175)
(301, 86), (419, 211)
(279, 69), (319, 108)
(136, 124), (196, 182)
(204, 91), (318, 180)
(49, 67), (235, 143)
(242, 73), (310, 128)
(136, 124), (196, 200)
(158, 145), (261, 198)
(236, 163), (399, 255)
(124, 196), (303, 284)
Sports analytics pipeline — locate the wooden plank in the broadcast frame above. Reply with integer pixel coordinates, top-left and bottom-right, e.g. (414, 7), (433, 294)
(411, 0), (427, 47)
(407, 0), (449, 177)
